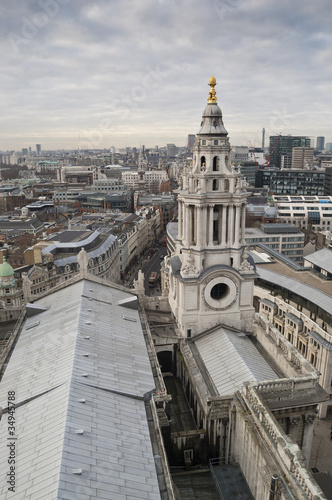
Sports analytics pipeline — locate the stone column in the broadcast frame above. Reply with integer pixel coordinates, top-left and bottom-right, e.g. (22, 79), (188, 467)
(234, 204), (241, 247)
(185, 204), (191, 246)
(228, 203), (234, 247)
(241, 202), (246, 243)
(202, 205), (208, 245)
(218, 206), (222, 245)
(209, 204), (214, 246)
(288, 415), (302, 447)
(196, 206), (203, 247)
(189, 205), (194, 246)
(221, 204), (227, 247)
(178, 200), (183, 240)
(302, 413), (316, 465)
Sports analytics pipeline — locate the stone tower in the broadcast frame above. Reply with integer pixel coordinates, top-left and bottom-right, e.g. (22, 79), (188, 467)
(0, 256), (22, 321)
(163, 77), (256, 337)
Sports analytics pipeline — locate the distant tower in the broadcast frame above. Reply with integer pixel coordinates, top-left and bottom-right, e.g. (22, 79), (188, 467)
(187, 134), (195, 151)
(0, 257), (21, 321)
(316, 137), (325, 151)
(137, 147), (146, 188)
(36, 144), (41, 156)
(163, 77), (256, 338)
(262, 128), (265, 149)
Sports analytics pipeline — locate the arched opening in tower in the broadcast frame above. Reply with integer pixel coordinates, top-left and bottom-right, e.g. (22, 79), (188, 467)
(213, 156), (219, 171)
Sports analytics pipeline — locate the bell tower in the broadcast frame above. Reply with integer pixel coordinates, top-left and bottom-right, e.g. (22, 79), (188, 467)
(164, 77), (256, 337)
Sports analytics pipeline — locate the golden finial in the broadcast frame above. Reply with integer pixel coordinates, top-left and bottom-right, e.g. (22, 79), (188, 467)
(207, 76), (217, 103)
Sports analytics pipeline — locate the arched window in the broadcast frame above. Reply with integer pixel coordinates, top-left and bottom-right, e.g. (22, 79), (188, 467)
(213, 179), (218, 191)
(224, 179), (229, 192)
(213, 156), (219, 171)
(200, 156), (206, 171)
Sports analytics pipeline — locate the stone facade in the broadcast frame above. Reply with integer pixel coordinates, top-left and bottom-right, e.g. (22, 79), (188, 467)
(256, 286), (332, 418)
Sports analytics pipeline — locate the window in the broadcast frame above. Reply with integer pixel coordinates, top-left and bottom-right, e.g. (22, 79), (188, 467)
(211, 283), (229, 300)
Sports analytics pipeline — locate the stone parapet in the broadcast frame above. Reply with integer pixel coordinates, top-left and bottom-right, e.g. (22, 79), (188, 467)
(241, 383), (326, 499)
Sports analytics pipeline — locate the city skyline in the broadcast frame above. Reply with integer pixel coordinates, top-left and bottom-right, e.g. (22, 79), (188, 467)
(2, 0), (332, 151)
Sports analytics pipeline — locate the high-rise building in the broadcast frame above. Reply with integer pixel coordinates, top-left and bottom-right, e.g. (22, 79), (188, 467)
(36, 144), (41, 155)
(262, 127), (265, 149)
(269, 135), (310, 168)
(326, 142), (332, 152)
(316, 136), (325, 150)
(22, 148), (28, 155)
(324, 167), (332, 195)
(166, 143), (178, 156)
(291, 146), (314, 169)
(187, 134), (195, 150)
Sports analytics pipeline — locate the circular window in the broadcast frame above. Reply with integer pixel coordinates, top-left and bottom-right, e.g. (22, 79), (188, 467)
(211, 283), (229, 300)
(203, 276), (238, 310)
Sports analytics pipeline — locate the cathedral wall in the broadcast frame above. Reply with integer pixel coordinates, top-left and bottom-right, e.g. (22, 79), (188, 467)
(233, 407), (272, 500)
(239, 280), (254, 307)
(0, 308), (21, 323)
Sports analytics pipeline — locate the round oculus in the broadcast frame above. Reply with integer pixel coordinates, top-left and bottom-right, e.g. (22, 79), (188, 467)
(203, 276), (237, 310)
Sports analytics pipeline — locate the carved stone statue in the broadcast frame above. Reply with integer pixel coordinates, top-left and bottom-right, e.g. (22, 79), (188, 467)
(77, 247), (89, 276)
(180, 252), (198, 277)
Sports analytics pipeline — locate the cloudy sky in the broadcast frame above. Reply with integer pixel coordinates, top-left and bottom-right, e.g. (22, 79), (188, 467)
(1, 0), (332, 152)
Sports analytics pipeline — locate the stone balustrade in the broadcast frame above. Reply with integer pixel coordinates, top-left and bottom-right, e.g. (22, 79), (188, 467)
(242, 383), (325, 499)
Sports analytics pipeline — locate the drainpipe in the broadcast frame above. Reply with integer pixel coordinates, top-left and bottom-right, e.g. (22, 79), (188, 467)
(269, 474), (279, 500)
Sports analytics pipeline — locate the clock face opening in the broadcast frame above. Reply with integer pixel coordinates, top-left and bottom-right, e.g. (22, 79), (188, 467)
(210, 283), (229, 300)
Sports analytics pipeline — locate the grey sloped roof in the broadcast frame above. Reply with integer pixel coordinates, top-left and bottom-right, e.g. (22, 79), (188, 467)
(54, 234), (117, 268)
(304, 248), (332, 274)
(42, 230), (100, 256)
(0, 280), (160, 499)
(195, 328), (277, 396)
(256, 267), (332, 315)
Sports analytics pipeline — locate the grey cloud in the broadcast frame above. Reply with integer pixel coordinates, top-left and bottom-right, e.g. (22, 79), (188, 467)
(1, 0), (332, 149)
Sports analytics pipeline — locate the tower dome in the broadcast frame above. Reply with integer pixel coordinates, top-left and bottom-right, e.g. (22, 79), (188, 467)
(0, 257), (14, 277)
(197, 77), (228, 136)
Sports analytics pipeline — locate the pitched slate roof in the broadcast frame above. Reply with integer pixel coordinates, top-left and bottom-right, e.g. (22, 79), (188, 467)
(0, 280), (161, 499)
(194, 327), (277, 397)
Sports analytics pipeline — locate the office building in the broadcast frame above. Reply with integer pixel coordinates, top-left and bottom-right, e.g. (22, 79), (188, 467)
(269, 135), (311, 168)
(291, 146), (314, 169)
(273, 194), (332, 229)
(255, 169), (325, 195)
(245, 223), (304, 262)
(187, 134), (195, 150)
(316, 136), (325, 151)
(166, 143), (178, 156)
(324, 167), (332, 195)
